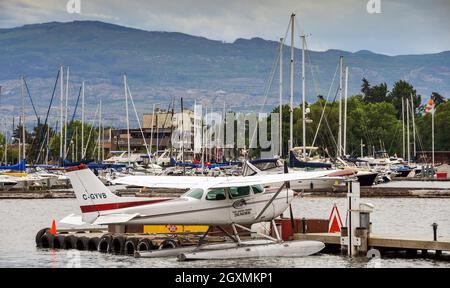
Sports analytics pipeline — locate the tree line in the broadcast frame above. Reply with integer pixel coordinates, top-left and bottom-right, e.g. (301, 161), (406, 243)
(272, 79), (447, 158)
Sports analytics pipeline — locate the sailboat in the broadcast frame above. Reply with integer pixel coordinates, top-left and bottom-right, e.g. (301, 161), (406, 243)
(0, 175), (17, 192)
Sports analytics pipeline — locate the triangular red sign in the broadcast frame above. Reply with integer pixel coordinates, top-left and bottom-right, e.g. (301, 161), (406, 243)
(328, 204), (343, 233)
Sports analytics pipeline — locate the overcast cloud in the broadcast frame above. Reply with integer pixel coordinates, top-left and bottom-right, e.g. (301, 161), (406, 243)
(0, 0), (449, 55)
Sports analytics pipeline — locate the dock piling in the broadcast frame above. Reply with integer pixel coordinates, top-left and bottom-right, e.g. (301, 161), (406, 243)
(432, 223), (438, 241)
(302, 217), (307, 234)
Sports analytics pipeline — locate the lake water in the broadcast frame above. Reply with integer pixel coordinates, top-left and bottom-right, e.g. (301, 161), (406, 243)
(0, 196), (449, 268)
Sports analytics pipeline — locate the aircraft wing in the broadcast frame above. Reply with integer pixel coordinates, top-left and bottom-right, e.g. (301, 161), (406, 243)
(112, 170), (340, 189)
(210, 170), (340, 188)
(111, 175), (223, 189)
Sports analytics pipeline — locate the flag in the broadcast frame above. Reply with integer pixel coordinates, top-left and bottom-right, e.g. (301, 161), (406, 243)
(425, 99), (434, 114)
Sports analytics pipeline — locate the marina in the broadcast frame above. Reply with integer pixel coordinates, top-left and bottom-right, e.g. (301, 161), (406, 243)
(0, 1), (449, 272)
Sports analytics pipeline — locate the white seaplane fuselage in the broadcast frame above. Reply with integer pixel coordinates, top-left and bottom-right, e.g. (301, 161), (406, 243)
(63, 165), (334, 227)
(97, 186), (291, 226)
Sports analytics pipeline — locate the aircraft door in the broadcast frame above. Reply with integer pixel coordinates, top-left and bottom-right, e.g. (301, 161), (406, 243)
(228, 186), (256, 223)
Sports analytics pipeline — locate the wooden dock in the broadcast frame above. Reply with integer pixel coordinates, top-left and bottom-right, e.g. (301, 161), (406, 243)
(293, 232), (450, 255)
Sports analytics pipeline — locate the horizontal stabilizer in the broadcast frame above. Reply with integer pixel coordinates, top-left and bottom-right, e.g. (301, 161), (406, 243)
(92, 213), (140, 225)
(59, 214), (86, 226)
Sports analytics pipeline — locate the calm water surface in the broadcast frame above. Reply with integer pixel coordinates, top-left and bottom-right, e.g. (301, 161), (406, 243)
(0, 196), (449, 268)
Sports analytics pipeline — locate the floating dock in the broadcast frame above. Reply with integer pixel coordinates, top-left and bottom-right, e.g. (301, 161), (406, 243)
(35, 225), (230, 255)
(293, 232), (450, 256)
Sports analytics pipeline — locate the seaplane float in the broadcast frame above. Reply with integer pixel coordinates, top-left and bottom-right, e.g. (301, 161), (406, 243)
(61, 164), (344, 260)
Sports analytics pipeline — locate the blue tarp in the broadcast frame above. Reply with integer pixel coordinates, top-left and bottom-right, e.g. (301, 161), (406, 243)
(87, 163), (127, 170)
(0, 159), (26, 171)
(169, 158), (241, 169)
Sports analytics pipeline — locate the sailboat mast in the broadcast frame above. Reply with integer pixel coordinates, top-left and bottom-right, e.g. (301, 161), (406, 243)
(75, 127), (78, 162)
(289, 13), (295, 151)
(18, 134), (21, 163)
(406, 99), (410, 164)
(402, 98), (405, 159)
(156, 110), (159, 158)
(60, 65), (64, 164)
(343, 65), (349, 156)
(279, 37), (283, 157)
(45, 124), (49, 165)
(301, 33), (306, 159)
(149, 104), (155, 157)
(432, 101), (435, 167)
(4, 128), (7, 165)
(124, 74), (131, 166)
(98, 100), (101, 162)
(64, 66), (70, 160)
(410, 95), (416, 159)
(101, 102), (104, 162)
(338, 56), (343, 157)
(21, 76), (26, 161)
(81, 81), (85, 159)
(181, 97), (185, 165)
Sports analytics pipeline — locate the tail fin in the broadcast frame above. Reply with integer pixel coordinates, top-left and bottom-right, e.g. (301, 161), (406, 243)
(66, 164), (156, 224)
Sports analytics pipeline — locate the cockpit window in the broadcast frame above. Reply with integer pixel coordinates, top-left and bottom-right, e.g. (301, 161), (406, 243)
(229, 186), (251, 198)
(206, 188), (227, 201)
(185, 188), (204, 200)
(251, 185), (264, 194)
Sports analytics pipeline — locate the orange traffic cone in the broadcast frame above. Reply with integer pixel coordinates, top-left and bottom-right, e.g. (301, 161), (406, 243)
(50, 219), (57, 235)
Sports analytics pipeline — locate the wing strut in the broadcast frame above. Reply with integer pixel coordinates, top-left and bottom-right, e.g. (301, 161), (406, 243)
(255, 182), (287, 220)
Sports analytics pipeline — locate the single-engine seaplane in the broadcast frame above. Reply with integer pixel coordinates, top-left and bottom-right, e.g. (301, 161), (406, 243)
(61, 164), (344, 260)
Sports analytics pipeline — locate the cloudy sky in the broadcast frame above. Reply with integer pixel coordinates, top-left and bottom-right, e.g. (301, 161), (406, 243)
(0, 0), (449, 55)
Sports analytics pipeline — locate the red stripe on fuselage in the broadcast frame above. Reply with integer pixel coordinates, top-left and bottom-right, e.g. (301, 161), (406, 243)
(80, 199), (171, 213)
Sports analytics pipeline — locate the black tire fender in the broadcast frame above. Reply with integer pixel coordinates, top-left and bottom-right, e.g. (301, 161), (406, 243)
(87, 237), (100, 251)
(35, 228), (49, 247)
(124, 237), (139, 255)
(137, 238), (154, 252)
(75, 236), (90, 250)
(39, 233), (55, 249)
(63, 235), (78, 249)
(159, 239), (178, 250)
(53, 235), (66, 249)
(111, 235), (127, 254)
(98, 234), (113, 253)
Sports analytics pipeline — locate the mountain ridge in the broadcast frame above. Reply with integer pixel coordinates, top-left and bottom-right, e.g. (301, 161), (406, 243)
(0, 20), (449, 126)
